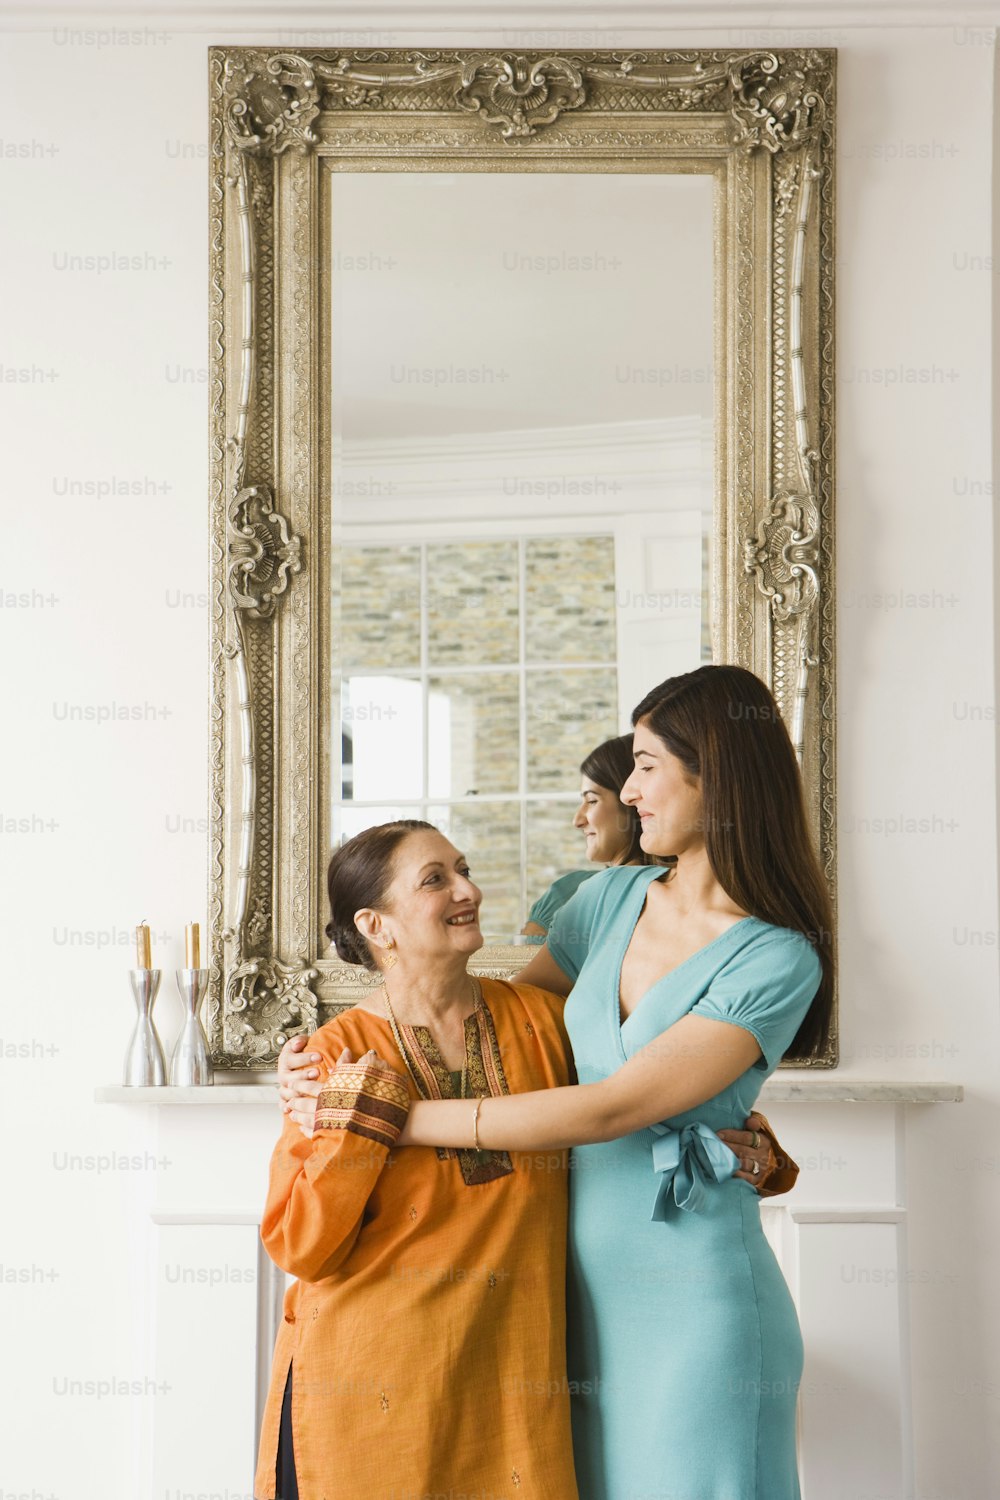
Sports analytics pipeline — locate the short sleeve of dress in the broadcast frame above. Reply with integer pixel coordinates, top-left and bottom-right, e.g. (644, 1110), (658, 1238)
(690, 927), (823, 1071)
(527, 868), (597, 935)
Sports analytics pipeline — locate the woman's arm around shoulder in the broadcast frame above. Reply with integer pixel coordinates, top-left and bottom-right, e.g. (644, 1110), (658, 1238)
(511, 944), (574, 997)
(402, 925), (823, 1153)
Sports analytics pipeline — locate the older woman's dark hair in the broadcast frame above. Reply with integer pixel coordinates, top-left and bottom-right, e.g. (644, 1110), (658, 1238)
(632, 665), (834, 1060)
(325, 819), (436, 971)
(580, 733), (648, 865)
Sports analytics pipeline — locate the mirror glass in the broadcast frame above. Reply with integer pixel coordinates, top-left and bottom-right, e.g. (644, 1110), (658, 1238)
(329, 170), (715, 945)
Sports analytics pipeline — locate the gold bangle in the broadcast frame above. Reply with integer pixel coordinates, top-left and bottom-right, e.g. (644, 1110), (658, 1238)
(472, 1095), (485, 1152)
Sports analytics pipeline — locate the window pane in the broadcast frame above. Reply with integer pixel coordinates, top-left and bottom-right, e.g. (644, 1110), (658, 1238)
(525, 534), (616, 663)
(701, 530), (712, 661)
(336, 545), (421, 669)
(427, 801), (522, 943)
(335, 803), (422, 845)
(525, 798), (592, 923)
(427, 540), (518, 667)
(525, 668), (619, 793)
(427, 673), (519, 798)
(341, 675), (423, 802)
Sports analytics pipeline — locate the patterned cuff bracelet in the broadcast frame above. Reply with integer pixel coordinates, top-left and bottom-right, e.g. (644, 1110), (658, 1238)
(314, 1058), (411, 1149)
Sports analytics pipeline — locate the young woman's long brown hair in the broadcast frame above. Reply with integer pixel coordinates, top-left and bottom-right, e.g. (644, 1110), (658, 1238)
(632, 663), (834, 1059)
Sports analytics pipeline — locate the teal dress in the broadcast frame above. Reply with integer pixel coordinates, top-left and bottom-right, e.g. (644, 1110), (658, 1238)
(522, 867), (599, 944)
(547, 865), (822, 1500)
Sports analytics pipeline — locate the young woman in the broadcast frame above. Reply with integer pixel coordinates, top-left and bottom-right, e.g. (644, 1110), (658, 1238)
(521, 732), (649, 943)
(392, 664), (833, 1499)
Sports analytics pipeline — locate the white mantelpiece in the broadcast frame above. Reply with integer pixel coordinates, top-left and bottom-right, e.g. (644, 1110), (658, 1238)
(96, 1077), (961, 1498)
(95, 1078), (964, 1105)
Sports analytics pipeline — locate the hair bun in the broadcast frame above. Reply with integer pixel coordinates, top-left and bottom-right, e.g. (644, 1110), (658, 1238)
(326, 819), (436, 973)
(332, 923), (370, 969)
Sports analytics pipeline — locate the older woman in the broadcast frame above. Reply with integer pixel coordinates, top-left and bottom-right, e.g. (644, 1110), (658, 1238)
(254, 818), (579, 1500)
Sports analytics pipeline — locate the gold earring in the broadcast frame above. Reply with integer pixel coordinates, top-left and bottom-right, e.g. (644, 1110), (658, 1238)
(382, 937), (398, 972)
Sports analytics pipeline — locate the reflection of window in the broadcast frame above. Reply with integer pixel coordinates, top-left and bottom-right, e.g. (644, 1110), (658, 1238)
(341, 729), (353, 800)
(332, 533), (619, 941)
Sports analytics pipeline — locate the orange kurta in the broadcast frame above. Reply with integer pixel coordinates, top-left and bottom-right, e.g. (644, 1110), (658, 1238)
(254, 979), (578, 1500)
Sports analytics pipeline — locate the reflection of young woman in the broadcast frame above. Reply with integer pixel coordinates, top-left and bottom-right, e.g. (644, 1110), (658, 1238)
(521, 733), (648, 943)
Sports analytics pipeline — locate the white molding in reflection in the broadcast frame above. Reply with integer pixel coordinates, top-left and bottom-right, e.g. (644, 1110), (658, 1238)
(335, 416), (714, 524)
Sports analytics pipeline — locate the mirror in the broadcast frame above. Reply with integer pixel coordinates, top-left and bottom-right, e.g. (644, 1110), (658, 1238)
(208, 46), (837, 1064)
(330, 170), (715, 944)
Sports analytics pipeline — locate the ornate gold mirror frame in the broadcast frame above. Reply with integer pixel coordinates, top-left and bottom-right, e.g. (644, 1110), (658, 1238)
(206, 46), (837, 1068)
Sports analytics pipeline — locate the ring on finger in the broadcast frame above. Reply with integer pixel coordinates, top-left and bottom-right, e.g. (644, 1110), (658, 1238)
(751, 1160), (760, 1176)
(750, 1130), (761, 1149)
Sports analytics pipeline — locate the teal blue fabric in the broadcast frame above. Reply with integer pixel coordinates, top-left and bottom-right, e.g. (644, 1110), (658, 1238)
(548, 864), (821, 1500)
(649, 1119), (739, 1216)
(522, 867), (598, 944)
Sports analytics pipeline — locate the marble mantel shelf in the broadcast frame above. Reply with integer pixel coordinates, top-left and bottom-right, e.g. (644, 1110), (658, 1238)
(95, 1079), (964, 1105)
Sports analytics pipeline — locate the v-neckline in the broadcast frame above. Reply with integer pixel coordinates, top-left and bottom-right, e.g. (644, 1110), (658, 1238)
(357, 992), (515, 1185)
(362, 1004), (474, 1088)
(613, 869), (757, 1044)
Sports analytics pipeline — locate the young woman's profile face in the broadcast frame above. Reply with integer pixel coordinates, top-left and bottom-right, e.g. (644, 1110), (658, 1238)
(620, 722), (704, 860)
(573, 775), (632, 864)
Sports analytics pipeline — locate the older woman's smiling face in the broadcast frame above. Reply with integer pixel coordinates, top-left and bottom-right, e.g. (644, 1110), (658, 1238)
(361, 827), (484, 962)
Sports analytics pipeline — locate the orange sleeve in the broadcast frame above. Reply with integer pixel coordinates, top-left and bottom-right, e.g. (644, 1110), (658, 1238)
(260, 1053), (410, 1282)
(754, 1111), (801, 1199)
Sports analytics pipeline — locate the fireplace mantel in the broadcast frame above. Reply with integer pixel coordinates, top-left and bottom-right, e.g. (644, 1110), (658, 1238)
(96, 1078), (964, 1105)
(106, 1076), (962, 1499)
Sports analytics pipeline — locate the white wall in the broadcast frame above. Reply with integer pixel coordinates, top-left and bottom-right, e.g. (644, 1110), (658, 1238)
(1, 6), (997, 1498)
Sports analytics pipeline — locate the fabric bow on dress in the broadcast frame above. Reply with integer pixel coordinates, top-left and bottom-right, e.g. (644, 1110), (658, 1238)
(649, 1121), (738, 1217)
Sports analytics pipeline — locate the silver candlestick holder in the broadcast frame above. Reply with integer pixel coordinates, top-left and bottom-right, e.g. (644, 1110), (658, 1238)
(124, 968), (166, 1086)
(169, 967), (213, 1086)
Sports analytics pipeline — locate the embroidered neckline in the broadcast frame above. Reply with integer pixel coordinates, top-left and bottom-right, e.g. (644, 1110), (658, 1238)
(401, 1000), (514, 1186)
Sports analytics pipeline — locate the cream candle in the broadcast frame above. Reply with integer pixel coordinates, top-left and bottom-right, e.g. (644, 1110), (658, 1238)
(135, 922), (151, 969)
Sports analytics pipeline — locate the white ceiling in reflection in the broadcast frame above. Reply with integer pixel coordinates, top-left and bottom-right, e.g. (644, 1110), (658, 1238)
(329, 170), (715, 443)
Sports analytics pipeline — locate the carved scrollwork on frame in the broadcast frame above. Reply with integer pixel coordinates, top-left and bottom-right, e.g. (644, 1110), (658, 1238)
(207, 46), (837, 1067)
(228, 486), (303, 619)
(224, 957), (319, 1061)
(217, 47), (830, 151)
(453, 54), (587, 139)
(221, 52), (321, 156)
(729, 51), (826, 155)
(745, 493), (822, 767)
(745, 494), (820, 624)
